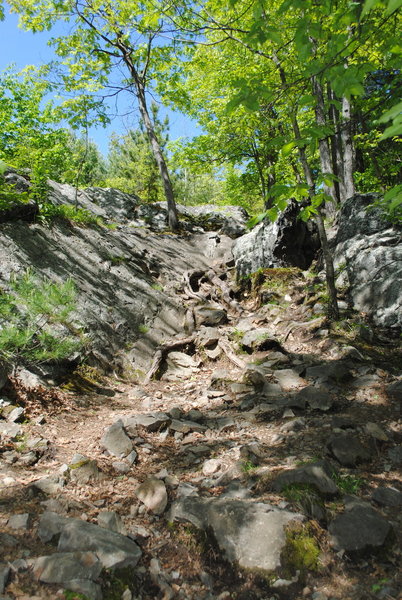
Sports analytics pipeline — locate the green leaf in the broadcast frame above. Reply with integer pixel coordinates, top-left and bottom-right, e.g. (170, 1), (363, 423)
(247, 211), (268, 228)
(281, 141), (296, 157)
(361, 0), (381, 18)
(386, 0), (402, 15)
(299, 94), (315, 107)
(379, 122), (402, 140)
(377, 101), (402, 123)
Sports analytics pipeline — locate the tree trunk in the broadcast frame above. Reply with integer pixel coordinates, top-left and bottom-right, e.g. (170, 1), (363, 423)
(339, 94), (355, 202)
(290, 114), (339, 320)
(312, 77), (338, 216)
(136, 86), (179, 230)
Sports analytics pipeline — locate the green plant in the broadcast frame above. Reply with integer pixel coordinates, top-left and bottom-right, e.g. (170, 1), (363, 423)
(138, 324), (149, 334)
(241, 460), (257, 473)
(39, 202), (107, 227)
(332, 473), (364, 494)
(371, 578), (391, 594)
(151, 282), (163, 291)
(0, 269), (84, 367)
(63, 590), (90, 600)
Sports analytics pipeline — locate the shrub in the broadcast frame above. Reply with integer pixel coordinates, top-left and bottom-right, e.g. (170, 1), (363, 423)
(0, 269), (85, 367)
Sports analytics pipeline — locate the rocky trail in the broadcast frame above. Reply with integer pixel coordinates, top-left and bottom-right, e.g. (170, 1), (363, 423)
(0, 257), (401, 600)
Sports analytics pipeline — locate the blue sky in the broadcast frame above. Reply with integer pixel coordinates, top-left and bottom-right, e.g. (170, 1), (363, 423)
(0, 6), (199, 156)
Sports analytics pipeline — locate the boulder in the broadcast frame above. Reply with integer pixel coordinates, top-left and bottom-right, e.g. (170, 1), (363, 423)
(329, 498), (392, 555)
(334, 193), (402, 329)
(58, 519), (142, 569)
(233, 199), (320, 277)
(327, 434), (372, 466)
(135, 477), (168, 515)
(194, 305), (228, 327)
(169, 497), (304, 573)
(69, 454), (102, 484)
(33, 551), (102, 584)
(101, 420), (133, 458)
(271, 461), (339, 497)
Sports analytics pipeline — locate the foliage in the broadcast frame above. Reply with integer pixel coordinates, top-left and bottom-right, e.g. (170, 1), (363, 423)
(105, 105), (169, 202)
(0, 269), (84, 366)
(39, 203), (108, 227)
(332, 472), (365, 494)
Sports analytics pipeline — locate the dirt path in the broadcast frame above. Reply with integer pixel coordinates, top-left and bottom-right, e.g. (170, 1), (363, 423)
(1, 273), (401, 600)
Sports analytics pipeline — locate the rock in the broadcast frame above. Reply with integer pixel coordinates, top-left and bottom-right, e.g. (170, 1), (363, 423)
(18, 450), (39, 466)
(64, 580), (103, 600)
(387, 445), (402, 466)
(196, 326), (221, 347)
(274, 369), (306, 391)
(0, 533), (18, 548)
(58, 519), (142, 569)
(241, 328), (279, 352)
(69, 453), (102, 484)
(136, 477), (168, 515)
(101, 420), (133, 457)
(327, 434), (371, 466)
(202, 458), (223, 476)
(0, 564), (10, 595)
(232, 199), (319, 277)
(33, 551), (102, 584)
(329, 498), (392, 555)
(97, 511), (127, 535)
(386, 380), (402, 402)
(294, 386), (334, 411)
(194, 305), (228, 327)
(31, 476), (65, 495)
(112, 461), (131, 473)
(305, 361), (352, 383)
(7, 513), (30, 530)
(6, 406), (24, 423)
(123, 412), (171, 434)
(38, 511), (69, 543)
(280, 417), (306, 433)
(364, 422), (389, 442)
(372, 486), (402, 507)
(164, 351), (201, 380)
(334, 193), (402, 329)
(271, 461), (339, 497)
(170, 419), (207, 434)
(0, 422), (22, 440)
(169, 497), (304, 573)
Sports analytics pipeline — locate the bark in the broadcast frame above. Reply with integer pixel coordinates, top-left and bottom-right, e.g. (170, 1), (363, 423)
(327, 85), (342, 204)
(144, 335), (196, 383)
(340, 94), (355, 202)
(312, 77), (338, 216)
(136, 85), (180, 231)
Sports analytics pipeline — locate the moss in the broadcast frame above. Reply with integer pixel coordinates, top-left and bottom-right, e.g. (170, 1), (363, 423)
(102, 567), (135, 600)
(281, 523), (320, 576)
(62, 364), (105, 393)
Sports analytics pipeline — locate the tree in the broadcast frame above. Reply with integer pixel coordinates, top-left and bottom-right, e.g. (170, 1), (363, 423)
(106, 103), (169, 202)
(163, 0), (401, 317)
(8, 0), (180, 229)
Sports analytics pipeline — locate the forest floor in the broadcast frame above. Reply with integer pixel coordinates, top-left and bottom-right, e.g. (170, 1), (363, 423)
(0, 270), (401, 600)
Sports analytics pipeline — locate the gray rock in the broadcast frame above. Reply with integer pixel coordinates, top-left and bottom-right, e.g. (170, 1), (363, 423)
(112, 461), (131, 473)
(69, 453), (102, 484)
(58, 519), (141, 569)
(6, 406), (24, 423)
(329, 500), (391, 554)
(334, 194), (402, 329)
(136, 477), (168, 515)
(274, 369), (306, 391)
(101, 420), (133, 458)
(123, 412), (171, 434)
(97, 511), (127, 534)
(33, 551), (102, 584)
(386, 380), (402, 402)
(31, 476), (65, 495)
(305, 362), (352, 383)
(169, 497), (303, 572)
(0, 422), (22, 440)
(170, 419), (207, 434)
(64, 579), (102, 600)
(232, 199), (319, 277)
(194, 305), (227, 327)
(0, 564), (10, 595)
(271, 461), (338, 497)
(7, 513), (30, 530)
(241, 328), (278, 352)
(164, 351), (201, 380)
(38, 511), (69, 543)
(196, 326), (221, 347)
(295, 386), (334, 411)
(0, 533), (18, 548)
(327, 434), (371, 466)
(372, 486), (402, 507)
(387, 445), (402, 466)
